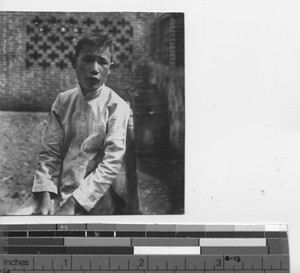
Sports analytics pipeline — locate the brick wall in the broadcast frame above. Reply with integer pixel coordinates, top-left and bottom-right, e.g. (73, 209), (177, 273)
(0, 11), (184, 155)
(0, 11), (157, 111)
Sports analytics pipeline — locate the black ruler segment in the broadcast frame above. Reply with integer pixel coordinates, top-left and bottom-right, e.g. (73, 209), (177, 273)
(4, 231), (28, 237)
(29, 231), (56, 237)
(205, 232), (238, 238)
(116, 231), (146, 237)
(132, 238), (199, 246)
(55, 231), (86, 237)
(235, 232), (265, 238)
(87, 231), (114, 237)
(146, 231), (176, 237)
(0, 224), (289, 272)
(177, 231), (206, 238)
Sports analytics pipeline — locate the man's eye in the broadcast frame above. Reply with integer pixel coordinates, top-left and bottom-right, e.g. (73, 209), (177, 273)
(97, 59), (108, 65)
(83, 56), (94, 62)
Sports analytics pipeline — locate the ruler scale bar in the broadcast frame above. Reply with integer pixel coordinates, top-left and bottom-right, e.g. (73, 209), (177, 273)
(0, 224), (289, 272)
(0, 254), (290, 269)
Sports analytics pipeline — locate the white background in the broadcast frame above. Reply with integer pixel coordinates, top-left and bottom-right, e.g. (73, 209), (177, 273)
(0, 0), (300, 271)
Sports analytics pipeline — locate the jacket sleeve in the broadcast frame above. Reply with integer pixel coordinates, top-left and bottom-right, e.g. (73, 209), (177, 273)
(32, 94), (64, 196)
(72, 102), (130, 211)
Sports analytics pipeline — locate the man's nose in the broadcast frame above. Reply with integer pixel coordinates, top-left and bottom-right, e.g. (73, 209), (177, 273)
(89, 62), (99, 75)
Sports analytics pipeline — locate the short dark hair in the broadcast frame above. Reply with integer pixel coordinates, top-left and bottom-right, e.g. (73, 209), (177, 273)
(71, 32), (114, 68)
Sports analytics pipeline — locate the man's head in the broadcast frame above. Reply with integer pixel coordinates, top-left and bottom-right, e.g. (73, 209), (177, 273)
(71, 32), (114, 94)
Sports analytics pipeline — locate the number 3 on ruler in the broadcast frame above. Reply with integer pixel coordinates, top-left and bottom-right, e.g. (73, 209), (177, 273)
(216, 259), (222, 267)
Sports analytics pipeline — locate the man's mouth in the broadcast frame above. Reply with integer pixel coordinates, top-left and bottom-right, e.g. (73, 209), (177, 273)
(87, 77), (100, 84)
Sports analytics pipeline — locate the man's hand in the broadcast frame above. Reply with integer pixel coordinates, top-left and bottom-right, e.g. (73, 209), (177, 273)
(33, 192), (55, 215)
(55, 195), (87, 215)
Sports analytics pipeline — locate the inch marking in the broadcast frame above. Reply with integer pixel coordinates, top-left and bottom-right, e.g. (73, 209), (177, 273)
(0, 256), (290, 272)
(147, 254), (149, 270)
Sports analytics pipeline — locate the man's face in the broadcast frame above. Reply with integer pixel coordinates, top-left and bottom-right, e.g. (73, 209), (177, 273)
(75, 44), (112, 93)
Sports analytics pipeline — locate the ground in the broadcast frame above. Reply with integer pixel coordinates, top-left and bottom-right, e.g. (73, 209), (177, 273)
(0, 111), (184, 215)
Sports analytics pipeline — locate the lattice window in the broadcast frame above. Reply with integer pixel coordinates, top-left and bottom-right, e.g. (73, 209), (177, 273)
(26, 15), (134, 70)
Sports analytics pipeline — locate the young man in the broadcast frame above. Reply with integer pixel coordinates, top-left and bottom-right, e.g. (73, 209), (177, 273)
(25, 32), (132, 215)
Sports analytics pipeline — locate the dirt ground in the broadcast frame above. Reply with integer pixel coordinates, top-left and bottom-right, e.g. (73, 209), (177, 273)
(0, 111), (184, 215)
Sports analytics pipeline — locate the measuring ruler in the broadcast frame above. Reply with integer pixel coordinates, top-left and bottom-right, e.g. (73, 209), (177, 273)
(0, 224), (289, 272)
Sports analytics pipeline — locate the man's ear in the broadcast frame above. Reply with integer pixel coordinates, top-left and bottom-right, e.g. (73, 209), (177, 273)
(109, 62), (115, 74)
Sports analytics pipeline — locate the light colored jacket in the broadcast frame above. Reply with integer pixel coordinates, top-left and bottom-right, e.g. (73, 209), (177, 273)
(32, 84), (130, 212)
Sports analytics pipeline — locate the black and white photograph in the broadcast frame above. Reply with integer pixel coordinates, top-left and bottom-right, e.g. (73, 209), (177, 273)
(3, 0), (300, 271)
(0, 11), (185, 215)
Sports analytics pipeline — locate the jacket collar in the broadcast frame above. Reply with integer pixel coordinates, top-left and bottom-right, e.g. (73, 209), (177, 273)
(78, 83), (104, 101)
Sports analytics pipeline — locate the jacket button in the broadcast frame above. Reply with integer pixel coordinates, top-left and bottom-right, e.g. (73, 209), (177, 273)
(90, 195), (96, 201)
